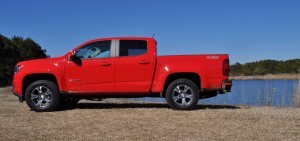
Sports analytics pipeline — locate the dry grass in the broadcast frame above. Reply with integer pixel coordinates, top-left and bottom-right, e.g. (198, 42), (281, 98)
(294, 80), (300, 108)
(0, 87), (300, 141)
(230, 73), (300, 80)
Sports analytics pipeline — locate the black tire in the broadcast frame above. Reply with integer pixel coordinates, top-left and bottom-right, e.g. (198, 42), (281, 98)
(166, 79), (199, 110)
(25, 80), (61, 112)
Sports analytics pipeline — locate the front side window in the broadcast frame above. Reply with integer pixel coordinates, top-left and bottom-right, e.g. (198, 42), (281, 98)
(75, 41), (111, 59)
(119, 40), (147, 57)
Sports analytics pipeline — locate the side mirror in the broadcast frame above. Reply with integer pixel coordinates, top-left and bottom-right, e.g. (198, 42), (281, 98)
(68, 51), (76, 61)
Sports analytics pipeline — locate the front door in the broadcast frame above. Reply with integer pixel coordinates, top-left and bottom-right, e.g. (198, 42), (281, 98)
(65, 40), (115, 93)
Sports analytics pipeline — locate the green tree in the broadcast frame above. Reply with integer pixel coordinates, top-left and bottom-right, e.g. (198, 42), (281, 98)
(230, 62), (243, 75)
(0, 34), (49, 85)
(12, 36), (48, 60)
(230, 59), (300, 76)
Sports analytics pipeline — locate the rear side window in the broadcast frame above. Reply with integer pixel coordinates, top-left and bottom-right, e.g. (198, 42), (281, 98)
(119, 40), (147, 56)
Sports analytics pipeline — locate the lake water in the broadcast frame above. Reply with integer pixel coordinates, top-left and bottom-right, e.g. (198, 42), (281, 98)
(127, 80), (300, 107)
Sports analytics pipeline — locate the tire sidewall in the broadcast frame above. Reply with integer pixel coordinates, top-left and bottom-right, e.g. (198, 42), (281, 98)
(166, 79), (199, 110)
(25, 80), (60, 112)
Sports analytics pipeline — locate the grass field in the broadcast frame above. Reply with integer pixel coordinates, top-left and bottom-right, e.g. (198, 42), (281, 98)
(0, 86), (299, 141)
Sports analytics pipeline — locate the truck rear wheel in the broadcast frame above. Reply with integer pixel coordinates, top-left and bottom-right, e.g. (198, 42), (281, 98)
(166, 79), (199, 110)
(25, 80), (61, 112)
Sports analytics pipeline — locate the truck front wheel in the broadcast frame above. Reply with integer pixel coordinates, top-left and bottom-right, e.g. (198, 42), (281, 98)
(25, 80), (61, 112)
(166, 79), (199, 110)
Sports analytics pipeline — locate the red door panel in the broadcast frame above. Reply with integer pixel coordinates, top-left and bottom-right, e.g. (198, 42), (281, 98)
(65, 58), (115, 93)
(114, 55), (155, 92)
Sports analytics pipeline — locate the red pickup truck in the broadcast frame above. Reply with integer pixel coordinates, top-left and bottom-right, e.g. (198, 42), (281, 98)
(12, 37), (232, 112)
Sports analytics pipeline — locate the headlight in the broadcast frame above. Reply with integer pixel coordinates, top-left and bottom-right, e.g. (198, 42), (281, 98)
(14, 65), (22, 73)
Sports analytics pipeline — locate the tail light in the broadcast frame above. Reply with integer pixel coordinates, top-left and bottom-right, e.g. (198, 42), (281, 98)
(223, 59), (230, 76)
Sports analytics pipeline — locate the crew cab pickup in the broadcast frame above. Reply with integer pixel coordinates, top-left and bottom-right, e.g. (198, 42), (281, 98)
(12, 37), (232, 112)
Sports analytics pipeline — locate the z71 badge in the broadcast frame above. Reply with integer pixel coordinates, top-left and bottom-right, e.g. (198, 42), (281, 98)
(206, 56), (219, 59)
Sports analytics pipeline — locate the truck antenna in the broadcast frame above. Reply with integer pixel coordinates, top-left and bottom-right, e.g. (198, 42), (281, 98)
(152, 33), (156, 38)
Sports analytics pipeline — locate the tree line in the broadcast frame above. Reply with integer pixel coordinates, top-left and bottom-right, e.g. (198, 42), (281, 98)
(230, 59), (300, 76)
(0, 34), (48, 85)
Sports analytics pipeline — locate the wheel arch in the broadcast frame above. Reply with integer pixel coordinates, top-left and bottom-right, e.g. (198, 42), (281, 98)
(22, 73), (59, 101)
(162, 72), (201, 98)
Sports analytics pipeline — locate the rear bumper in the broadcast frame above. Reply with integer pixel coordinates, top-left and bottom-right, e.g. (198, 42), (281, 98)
(221, 80), (232, 93)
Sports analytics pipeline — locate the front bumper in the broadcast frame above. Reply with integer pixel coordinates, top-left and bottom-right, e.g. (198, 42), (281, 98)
(12, 83), (23, 102)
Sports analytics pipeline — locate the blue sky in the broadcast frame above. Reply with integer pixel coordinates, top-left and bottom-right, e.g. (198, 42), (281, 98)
(1, 0), (299, 64)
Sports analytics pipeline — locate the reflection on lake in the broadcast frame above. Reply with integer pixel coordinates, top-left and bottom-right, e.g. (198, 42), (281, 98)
(127, 79), (300, 107)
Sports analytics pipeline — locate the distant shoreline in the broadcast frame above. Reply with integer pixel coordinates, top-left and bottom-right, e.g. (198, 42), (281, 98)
(230, 74), (300, 80)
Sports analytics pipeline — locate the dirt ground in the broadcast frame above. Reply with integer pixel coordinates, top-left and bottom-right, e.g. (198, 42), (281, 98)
(0, 86), (299, 141)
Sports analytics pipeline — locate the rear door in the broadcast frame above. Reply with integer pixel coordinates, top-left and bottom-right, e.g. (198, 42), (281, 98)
(114, 39), (156, 93)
